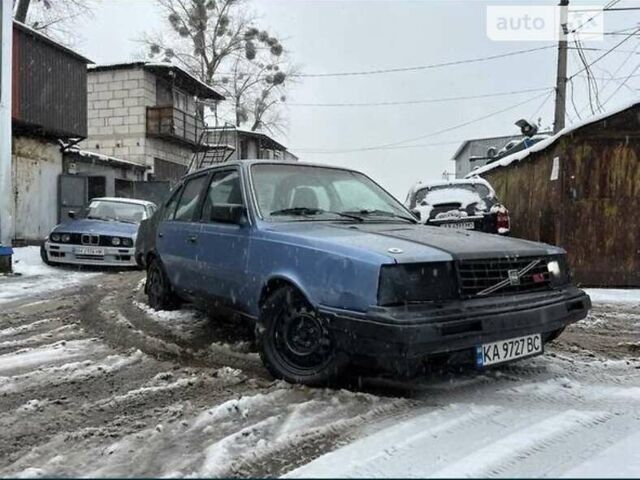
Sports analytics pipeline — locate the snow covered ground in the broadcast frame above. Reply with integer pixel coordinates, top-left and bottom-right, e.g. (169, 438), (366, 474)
(1, 269), (639, 477)
(0, 247), (98, 305)
(584, 288), (640, 305)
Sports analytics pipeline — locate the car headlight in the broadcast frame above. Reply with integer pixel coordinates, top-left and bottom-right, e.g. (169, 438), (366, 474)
(547, 256), (570, 286)
(121, 238), (133, 247)
(378, 262), (457, 306)
(61, 234), (71, 243)
(51, 233), (61, 242)
(111, 237), (121, 246)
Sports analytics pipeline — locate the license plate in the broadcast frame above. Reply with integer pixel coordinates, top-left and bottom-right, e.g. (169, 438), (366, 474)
(476, 333), (542, 367)
(441, 221), (475, 230)
(74, 247), (104, 256)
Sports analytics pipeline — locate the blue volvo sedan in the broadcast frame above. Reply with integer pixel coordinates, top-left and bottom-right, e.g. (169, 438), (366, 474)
(136, 161), (590, 385)
(42, 197), (156, 267)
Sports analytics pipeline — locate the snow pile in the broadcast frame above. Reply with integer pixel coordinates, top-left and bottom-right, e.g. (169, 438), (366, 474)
(584, 289), (640, 306)
(0, 247), (98, 305)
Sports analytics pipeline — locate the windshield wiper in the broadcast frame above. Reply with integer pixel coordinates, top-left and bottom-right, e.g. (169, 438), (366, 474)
(342, 209), (417, 223)
(269, 207), (363, 221)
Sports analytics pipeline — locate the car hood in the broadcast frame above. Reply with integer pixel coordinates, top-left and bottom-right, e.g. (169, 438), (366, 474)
(264, 221), (563, 263)
(52, 218), (138, 237)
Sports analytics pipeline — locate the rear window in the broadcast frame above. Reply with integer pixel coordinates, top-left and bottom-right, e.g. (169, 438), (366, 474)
(414, 183), (491, 208)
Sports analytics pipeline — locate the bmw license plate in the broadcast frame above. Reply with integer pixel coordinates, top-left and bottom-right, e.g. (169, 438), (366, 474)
(441, 221), (475, 230)
(75, 247), (104, 256)
(476, 333), (542, 367)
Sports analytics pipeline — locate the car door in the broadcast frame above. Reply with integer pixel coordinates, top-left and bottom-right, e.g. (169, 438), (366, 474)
(157, 173), (209, 295)
(195, 168), (251, 311)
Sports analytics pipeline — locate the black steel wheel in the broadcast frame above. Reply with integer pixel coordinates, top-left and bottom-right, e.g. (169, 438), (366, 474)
(146, 257), (180, 311)
(256, 286), (347, 385)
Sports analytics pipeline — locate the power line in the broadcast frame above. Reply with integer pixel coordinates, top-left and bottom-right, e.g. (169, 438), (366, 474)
(602, 62), (640, 106)
(287, 46), (556, 78)
(286, 86), (552, 107)
(570, 0), (622, 34)
(294, 90), (552, 154)
(568, 26), (640, 80)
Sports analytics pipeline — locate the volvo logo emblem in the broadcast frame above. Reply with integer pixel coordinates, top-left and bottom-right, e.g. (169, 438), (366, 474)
(388, 247), (403, 254)
(508, 269), (521, 286)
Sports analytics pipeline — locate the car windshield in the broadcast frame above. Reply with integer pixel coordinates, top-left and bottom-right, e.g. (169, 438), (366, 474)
(415, 183), (491, 206)
(86, 200), (146, 224)
(251, 164), (414, 222)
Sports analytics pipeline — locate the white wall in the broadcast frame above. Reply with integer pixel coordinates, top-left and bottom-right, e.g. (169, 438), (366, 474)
(12, 136), (62, 242)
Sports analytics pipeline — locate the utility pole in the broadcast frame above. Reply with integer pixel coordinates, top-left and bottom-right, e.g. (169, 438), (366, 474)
(0, 0), (13, 247)
(553, 0), (569, 133)
(15, 0), (31, 23)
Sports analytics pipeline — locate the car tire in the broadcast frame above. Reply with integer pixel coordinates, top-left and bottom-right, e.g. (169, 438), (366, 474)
(256, 286), (348, 386)
(146, 257), (181, 311)
(40, 245), (58, 266)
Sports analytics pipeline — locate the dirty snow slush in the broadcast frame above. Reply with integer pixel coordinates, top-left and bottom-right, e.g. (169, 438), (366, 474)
(0, 271), (638, 477)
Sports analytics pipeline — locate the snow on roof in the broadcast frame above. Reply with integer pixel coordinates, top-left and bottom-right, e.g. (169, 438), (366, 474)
(467, 99), (640, 178)
(407, 177), (496, 201)
(13, 20), (93, 63)
(64, 146), (149, 170)
(451, 134), (524, 160)
(92, 197), (156, 206)
(144, 62), (224, 100)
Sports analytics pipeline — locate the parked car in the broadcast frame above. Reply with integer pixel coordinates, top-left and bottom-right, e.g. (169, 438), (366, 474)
(137, 160), (590, 385)
(41, 197), (157, 267)
(406, 178), (510, 234)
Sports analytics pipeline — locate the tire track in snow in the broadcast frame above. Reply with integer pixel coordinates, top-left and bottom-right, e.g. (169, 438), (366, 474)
(429, 409), (612, 478)
(0, 339), (108, 376)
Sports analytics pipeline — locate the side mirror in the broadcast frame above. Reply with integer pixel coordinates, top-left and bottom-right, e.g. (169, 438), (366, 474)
(67, 210), (77, 219)
(209, 204), (247, 224)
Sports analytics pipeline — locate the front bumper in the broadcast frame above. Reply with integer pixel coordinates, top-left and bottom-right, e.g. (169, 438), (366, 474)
(43, 241), (137, 267)
(319, 286), (590, 364)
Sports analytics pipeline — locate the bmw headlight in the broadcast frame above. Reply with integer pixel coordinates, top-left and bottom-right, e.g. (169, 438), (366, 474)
(378, 262), (457, 306)
(547, 256), (570, 286)
(111, 237), (121, 246)
(51, 233), (61, 242)
(121, 238), (133, 247)
(61, 234), (71, 243)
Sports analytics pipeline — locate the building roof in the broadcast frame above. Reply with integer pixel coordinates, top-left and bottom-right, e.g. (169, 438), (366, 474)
(88, 62), (224, 100)
(468, 99), (640, 178)
(13, 21), (93, 63)
(227, 127), (288, 151)
(452, 134), (524, 161)
(63, 146), (149, 170)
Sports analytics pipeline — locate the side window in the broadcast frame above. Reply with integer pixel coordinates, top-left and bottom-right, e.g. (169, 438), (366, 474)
(162, 187), (182, 221)
(174, 175), (207, 222)
(201, 170), (243, 223)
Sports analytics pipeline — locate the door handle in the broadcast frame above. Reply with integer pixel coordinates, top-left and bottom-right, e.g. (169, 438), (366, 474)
(158, 232), (164, 238)
(188, 235), (198, 243)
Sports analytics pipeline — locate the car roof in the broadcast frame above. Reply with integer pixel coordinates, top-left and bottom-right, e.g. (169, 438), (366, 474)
(91, 197), (156, 207)
(182, 160), (361, 180)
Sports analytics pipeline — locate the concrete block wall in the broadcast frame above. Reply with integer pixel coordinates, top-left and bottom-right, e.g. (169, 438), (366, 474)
(81, 67), (198, 176)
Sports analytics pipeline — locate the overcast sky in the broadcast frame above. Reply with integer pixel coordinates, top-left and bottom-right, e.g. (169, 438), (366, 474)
(75, 0), (638, 198)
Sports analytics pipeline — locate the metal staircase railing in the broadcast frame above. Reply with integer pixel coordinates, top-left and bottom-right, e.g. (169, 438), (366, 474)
(187, 123), (236, 173)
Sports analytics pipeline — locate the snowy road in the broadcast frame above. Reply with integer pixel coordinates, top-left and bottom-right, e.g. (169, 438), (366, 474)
(0, 264), (639, 477)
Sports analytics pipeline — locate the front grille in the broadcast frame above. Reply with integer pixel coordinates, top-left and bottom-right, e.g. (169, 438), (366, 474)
(51, 233), (131, 247)
(457, 256), (552, 297)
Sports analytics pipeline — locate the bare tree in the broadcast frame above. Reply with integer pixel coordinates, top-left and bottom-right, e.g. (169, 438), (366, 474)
(13, 0), (96, 46)
(144, 0), (294, 133)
